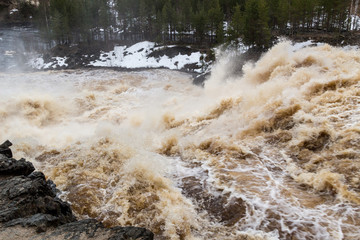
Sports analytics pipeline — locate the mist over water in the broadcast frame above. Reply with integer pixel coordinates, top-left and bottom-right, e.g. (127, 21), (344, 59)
(0, 27), (46, 71)
(1, 42), (360, 239)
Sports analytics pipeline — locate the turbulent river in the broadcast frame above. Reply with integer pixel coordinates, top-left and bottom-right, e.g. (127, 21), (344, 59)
(1, 42), (360, 239)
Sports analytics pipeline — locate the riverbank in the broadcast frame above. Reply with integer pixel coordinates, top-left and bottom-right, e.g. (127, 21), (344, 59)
(29, 41), (213, 74)
(27, 30), (360, 74)
(1, 23), (360, 82)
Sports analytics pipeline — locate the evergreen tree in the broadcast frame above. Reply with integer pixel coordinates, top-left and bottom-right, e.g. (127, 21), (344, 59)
(193, 7), (208, 44)
(277, 0), (290, 32)
(138, 0), (147, 39)
(179, 0), (194, 42)
(32, 0), (355, 48)
(216, 21), (224, 43)
(229, 4), (243, 41)
(162, 0), (177, 41)
(243, 0), (271, 47)
(208, 0), (223, 43)
(51, 9), (69, 44)
(268, 0), (279, 29)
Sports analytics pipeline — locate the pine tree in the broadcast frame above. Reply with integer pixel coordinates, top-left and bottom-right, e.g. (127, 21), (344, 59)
(216, 21), (224, 43)
(277, 0), (290, 32)
(99, 1), (111, 42)
(268, 0), (279, 29)
(208, 0), (223, 43)
(193, 7), (208, 44)
(34, 0), (354, 48)
(243, 0), (271, 48)
(154, 9), (164, 43)
(139, 0), (147, 40)
(162, 0), (177, 42)
(229, 4), (243, 41)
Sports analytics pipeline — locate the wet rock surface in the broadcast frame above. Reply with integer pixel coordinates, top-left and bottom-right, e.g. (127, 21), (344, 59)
(181, 176), (246, 226)
(0, 139), (12, 158)
(0, 140), (154, 240)
(0, 155), (35, 177)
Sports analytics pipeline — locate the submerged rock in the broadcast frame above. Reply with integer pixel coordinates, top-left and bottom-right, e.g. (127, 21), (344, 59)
(0, 140), (154, 240)
(181, 176), (246, 226)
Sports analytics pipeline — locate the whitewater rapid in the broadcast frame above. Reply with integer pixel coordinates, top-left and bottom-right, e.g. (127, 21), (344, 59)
(1, 42), (360, 239)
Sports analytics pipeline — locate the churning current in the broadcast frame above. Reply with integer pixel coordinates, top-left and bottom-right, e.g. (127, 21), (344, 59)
(0, 42), (360, 240)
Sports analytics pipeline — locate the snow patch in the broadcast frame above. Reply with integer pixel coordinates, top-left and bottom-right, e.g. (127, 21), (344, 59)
(31, 57), (45, 69)
(30, 56), (68, 69)
(9, 9), (18, 15)
(89, 41), (205, 72)
(29, 41), (207, 72)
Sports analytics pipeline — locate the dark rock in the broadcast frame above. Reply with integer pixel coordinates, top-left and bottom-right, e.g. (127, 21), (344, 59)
(183, 62), (202, 73)
(108, 225), (154, 240)
(193, 72), (210, 86)
(0, 171), (76, 226)
(38, 219), (154, 240)
(0, 140), (13, 158)
(0, 155), (35, 176)
(181, 176), (246, 226)
(47, 179), (60, 196)
(4, 213), (60, 233)
(48, 219), (104, 238)
(148, 46), (195, 58)
(0, 140), (12, 148)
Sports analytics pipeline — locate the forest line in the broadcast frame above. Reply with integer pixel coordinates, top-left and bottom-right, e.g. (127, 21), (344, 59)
(8, 0), (360, 48)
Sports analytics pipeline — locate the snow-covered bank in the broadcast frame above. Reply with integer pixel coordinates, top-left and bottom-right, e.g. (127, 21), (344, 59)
(29, 41), (211, 73)
(90, 42), (206, 72)
(27, 39), (360, 77)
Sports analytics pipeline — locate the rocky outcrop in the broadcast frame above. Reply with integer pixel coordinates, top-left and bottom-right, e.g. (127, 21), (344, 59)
(0, 155), (35, 177)
(0, 140), (13, 158)
(0, 140), (154, 240)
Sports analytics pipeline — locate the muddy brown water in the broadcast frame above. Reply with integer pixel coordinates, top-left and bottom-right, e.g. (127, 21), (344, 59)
(1, 42), (360, 239)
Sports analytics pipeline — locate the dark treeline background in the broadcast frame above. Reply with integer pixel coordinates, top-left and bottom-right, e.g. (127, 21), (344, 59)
(11, 0), (360, 48)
